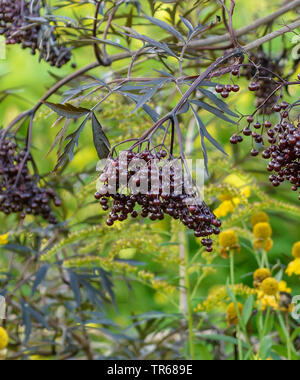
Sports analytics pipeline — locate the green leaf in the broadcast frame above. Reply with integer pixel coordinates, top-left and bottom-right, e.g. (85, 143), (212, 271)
(91, 113), (111, 159)
(242, 295), (254, 326)
(44, 101), (90, 119)
(226, 281), (235, 302)
(197, 333), (247, 347)
(259, 336), (273, 360)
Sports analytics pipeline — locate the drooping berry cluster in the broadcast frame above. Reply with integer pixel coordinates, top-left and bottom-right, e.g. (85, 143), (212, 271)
(0, 0), (71, 68)
(0, 132), (61, 223)
(230, 96), (300, 198)
(263, 119), (300, 199)
(95, 150), (221, 251)
(242, 51), (284, 115)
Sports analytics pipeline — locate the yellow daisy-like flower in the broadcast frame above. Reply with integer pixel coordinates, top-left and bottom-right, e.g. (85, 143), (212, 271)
(251, 212), (269, 227)
(253, 223), (272, 240)
(292, 242), (300, 259)
(261, 278), (279, 296)
(253, 268), (271, 288)
(0, 327), (8, 350)
(253, 238), (274, 253)
(286, 258), (300, 277)
(0, 233), (9, 246)
(226, 302), (244, 326)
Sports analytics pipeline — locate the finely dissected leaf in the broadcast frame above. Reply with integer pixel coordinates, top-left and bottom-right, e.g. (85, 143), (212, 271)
(180, 16), (194, 36)
(2, 244), (37, 255)
(191, 106), (227, 166)
(142, 104), (160, 122)
(96, 267), (117, 311)
(43, 101), (90, 119)
(191, 100), (238, 124)
(198, 123), (208, 174)
(46, 120), (70, 157)
(31, 265), (49, 297)
(121, 89), (162, 119)
(144, 15), (185, 42)
(69, 270), (81, 307)
(91, 113), (111, 159)
(92, 37), (130, 51)
(78, 276), (104, 310)
(62, 82), (101, 102)
(121, 31), (178, 58)
(199, 88), (239, 118)
(55, 116), (89, 170)
(21, 301), (32, 345)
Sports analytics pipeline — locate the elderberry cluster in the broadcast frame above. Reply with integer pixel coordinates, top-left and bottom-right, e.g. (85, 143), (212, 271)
(263, 119), (300, 198)
(95, 150), (221, 252)
(230, 96), (300, 198)
(242, 52), (284, 115)
(0, 0), (71, 68)
(0, 133), (61, 223)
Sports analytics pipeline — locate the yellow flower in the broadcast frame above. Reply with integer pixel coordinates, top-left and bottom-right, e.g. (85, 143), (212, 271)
(214, 200), (234, 218)
(258, 293), (278, 311)
(253, 223), (272, 240)
(286, 258), (300, 277)
(254, 238), (273, 252)
(251, 212), (269, 227)
(0, 233), (9, 246)
(0, 327), (8, 350)
(278, 281), (291, 294)
(219, 230), (238, 248)
(226, 302), (244, 326)
(257, 280), (292, 311)
(261, 278), (279, 296)
(219, 230), (239, 259)
(292, 242), (300, 259)
(253, 268), (271, 288)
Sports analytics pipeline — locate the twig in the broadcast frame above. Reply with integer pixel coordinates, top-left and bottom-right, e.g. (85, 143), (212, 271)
(93, 1), (110, 66)
(244, 19), (300, 52)
(189, 0), (300, 49)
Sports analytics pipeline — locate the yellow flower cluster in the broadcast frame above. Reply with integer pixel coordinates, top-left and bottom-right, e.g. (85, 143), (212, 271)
(256, 273), (292, 312)
(194, 284), (256, 312)
(292, 242), (300, 258)
(0, 327), (8, 350)
(214, 185), (251, 219)
(286, 241), (300, 277)
(214, 200), (235, 218)
(0, 233), (9, 246)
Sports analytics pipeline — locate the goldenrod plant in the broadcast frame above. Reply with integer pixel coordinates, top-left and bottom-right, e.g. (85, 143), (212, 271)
(0, 0), (300, 361)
